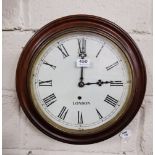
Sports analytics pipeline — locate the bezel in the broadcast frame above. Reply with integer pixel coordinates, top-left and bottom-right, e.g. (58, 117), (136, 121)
(16, 14), (146, 144)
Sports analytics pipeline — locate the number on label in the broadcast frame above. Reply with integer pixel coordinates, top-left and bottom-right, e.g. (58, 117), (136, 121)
(110, 81), (123, 86)
(42, 60), (56, 70)
(96, 108), (103, 119)
(57, 43), (69, 58)
(104, 95), (118, 107)
(78, 111), (83, 124)
(39, 80), (52, 86)
(43, 93), (57, 107)
(58, 106), (68, 120)
(106, 61), (119, 71)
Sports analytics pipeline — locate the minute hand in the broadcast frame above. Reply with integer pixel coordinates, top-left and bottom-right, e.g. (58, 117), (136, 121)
(80, 67), (84, 82)
(78, 38), (86, 88)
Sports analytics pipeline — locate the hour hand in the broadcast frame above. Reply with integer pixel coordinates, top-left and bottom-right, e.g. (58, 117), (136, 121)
(84, 80), (123, 87)
(85, 80), (108, 86)
(78, 80), (104, 88)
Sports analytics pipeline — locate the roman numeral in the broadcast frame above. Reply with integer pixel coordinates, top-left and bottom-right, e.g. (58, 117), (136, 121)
(78, 38), (87, 58)
(39, 80), (52, 86)
(96, 44), (105, 58)
(106, 61), (119, 71)
(42, 60), (56, 70)
(96, 108), (103, 119)
(58, 106), (68, 120)
(78, 111), (83, 124)
(43, 93), (57, 107)
(110, 81), (123, 86)
(57, 43), (69, 58)
(104, 95), (118, 107)
(78, 38), (86, 53)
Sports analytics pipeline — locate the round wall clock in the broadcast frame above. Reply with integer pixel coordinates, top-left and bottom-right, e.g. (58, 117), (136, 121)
(16, 15), (146, 144)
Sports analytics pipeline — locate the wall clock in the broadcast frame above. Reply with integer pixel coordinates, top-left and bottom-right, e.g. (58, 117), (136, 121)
(16, 15), (146, 144)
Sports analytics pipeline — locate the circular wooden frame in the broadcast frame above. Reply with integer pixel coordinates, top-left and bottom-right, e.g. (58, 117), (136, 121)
(16, 15), (146, 144)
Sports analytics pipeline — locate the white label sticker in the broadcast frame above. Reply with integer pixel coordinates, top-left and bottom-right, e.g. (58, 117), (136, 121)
(120, 129), (131, 139)
(76, 59), (91, 67)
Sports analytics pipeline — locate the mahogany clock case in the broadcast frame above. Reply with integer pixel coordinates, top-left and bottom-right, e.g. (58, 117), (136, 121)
(16, 15), (146, 144)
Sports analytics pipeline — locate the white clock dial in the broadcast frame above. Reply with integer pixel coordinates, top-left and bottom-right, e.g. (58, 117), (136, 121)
(29, 32), (132, 134)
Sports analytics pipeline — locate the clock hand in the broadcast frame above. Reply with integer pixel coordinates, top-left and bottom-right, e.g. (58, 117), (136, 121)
(78, 38), (87, 88)
(84, 80), (109, 86)
(84, 80), (122, 86)
(78, 67), (85, 87)
(80, 67), (84, 82)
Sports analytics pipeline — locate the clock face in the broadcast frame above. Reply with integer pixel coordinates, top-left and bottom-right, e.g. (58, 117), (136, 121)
(29, 32), (132, 134)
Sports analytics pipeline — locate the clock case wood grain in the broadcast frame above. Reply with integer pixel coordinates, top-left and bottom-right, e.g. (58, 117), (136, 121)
(16, 15), (146, 144)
